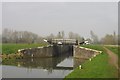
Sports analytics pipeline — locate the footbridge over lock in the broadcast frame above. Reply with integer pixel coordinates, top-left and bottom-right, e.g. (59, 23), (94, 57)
(44, 39), (79, 45)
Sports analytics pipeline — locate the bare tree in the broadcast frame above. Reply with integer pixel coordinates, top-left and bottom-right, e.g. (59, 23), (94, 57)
(2, 28), (13, 43)
(2, 28), (42, 44)
(61, 31), (65, 38)
(90, 30), (99, 44)
(57, 32), (62, 39)
(46, 33), (55, 40)
(68, 32), (74, 39)
(113, 31), (118, 45)
(117, 35), (120, 45)
(101, 34), (114, 45)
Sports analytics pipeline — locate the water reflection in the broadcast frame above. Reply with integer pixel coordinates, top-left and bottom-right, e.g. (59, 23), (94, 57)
(2, 52), (87, 78)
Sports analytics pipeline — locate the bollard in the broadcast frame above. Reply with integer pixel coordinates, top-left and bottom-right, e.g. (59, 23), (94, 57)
(79, 65), (82, 69)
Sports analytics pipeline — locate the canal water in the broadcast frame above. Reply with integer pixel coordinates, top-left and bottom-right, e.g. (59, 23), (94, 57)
(2, 52), (87, 78)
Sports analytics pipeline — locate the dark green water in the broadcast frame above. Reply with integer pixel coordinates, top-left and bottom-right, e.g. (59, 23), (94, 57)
(2, 53), (86, 78)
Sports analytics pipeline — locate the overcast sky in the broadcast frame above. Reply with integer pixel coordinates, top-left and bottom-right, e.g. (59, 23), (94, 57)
(2, 2), (118, 38)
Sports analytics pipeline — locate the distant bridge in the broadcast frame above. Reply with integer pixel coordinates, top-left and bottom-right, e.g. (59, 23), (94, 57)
(44, 39), (79, 45)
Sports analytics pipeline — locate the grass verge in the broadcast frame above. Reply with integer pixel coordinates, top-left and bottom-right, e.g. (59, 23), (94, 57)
(65, 45), (117, 78)
(2, 43), (47, 54)
(105, 45), (119, 58)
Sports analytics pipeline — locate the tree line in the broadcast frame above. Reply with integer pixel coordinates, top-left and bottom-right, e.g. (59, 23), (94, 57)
(2, 28), (84, 44)
(1, 28), (119, 45)
(2, 28), (44, 44)
(90, 30), (119, 45)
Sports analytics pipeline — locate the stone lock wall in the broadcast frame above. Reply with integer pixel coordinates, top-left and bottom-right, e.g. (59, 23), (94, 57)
(19, 46), (54, 58)
(18, 45), (72, 58)
(73, 46), (102, 59)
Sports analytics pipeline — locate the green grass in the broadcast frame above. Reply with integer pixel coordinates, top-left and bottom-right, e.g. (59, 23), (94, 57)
(2, 43), (48, 54)
(81, 45), (105, 52)
(105, 46), (119, 58)
(65, 45), (117, 78)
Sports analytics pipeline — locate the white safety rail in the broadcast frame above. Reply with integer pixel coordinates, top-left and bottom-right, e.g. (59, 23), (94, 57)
(51, 39), (77, 45)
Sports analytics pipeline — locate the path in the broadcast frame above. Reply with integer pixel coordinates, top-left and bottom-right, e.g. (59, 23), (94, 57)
(104, 47), (119, 77)
(104, 47), (118, 69)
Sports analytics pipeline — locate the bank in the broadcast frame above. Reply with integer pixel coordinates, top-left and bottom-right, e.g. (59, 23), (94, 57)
(1, 43), (48, 60)
(65, 45), (118, 78)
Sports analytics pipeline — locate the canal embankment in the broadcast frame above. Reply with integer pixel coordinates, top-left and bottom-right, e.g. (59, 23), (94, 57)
(64, 45), (118, 78)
